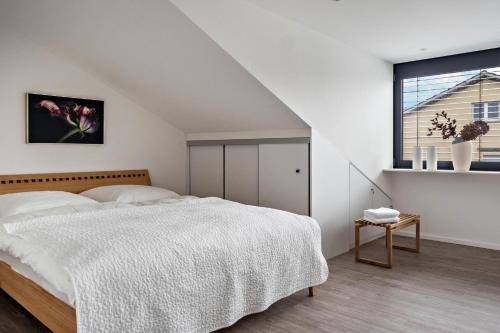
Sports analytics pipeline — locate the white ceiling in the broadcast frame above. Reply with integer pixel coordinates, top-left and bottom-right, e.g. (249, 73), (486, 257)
(247, 0), (500, 63)
(0, 0), (307, 133)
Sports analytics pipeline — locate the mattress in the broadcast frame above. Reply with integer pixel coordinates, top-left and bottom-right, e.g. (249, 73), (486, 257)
(0, 250), (73, 306)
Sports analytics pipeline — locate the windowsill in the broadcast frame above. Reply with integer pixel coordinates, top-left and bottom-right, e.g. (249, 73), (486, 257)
(384, 168), (500, 175)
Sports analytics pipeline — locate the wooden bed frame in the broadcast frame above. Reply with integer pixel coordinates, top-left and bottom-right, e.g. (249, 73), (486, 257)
(0, 169), (315, 333)
(0, 169), (151, 195)
(0, 169), (150, 333)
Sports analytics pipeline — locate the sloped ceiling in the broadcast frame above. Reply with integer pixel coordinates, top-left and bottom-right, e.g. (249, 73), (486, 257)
(0, 0), (307, 133)
(247, 0), (500, 63)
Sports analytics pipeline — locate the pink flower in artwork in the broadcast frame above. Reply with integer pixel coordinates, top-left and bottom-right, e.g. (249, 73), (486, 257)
(73, 105), (93, 116)
(53, 103), (100, 142)
(37, 100), (62, 116)
(64, 104), (99, 134)
(36, 99), (100, 143)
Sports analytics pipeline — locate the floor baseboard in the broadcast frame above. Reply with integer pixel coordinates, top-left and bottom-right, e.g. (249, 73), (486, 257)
(348, 230), (500, 252)
(396, 230), (500, 251)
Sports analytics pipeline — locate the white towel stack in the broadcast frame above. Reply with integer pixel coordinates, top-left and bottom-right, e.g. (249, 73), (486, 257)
(363, 207), (400, 224)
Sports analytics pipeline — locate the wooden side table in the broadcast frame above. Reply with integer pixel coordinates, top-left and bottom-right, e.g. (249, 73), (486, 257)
(355, 213), (420, 268)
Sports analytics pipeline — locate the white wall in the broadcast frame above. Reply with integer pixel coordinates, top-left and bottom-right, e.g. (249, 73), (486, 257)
(0, 29), (187, 193)
(172, 0), (394, 258)
(172, 0), (393, 188)
(390, 172), (500, 250)
(0, 0), (308, 136)
(310, 130), (350, 256)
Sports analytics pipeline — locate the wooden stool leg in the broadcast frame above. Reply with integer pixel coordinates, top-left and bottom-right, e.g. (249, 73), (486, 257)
(308, 287), (315, 297)
(354, 223), (391, 268)
(355, 224), (361, 262)
(416, 219), (421, 253)
(386, 227), (393, 268)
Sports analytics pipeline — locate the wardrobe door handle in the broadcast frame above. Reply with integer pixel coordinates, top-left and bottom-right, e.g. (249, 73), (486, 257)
(296, 169), (301, 173)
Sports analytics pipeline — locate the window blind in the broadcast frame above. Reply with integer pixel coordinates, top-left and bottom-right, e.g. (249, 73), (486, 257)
(401, 67), (500, 162)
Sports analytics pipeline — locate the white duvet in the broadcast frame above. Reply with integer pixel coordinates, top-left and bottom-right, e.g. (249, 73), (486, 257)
(1, 197), (328, 333)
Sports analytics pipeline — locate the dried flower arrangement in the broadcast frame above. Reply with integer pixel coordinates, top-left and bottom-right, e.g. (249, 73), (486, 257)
(427, 111), (490, 143)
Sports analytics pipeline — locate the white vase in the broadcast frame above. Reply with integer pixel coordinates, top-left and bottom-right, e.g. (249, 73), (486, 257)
(426, 146), (437, 171)
(451, 141), (472, 172)
(412, 146), (422, 170)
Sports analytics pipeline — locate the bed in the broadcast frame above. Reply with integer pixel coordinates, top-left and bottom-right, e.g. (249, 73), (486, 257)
(0, 170), (328, 333)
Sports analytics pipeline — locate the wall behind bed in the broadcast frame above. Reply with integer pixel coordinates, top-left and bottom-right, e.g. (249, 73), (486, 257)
(0, 29), (186, 193)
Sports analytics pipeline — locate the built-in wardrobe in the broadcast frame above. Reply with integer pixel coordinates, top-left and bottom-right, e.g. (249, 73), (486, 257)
(188, 139), (310, 216)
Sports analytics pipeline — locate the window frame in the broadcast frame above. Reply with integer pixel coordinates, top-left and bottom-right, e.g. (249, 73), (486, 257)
(472, 101), (500, 122)
(394, 47), (500, 171)
(472, 102), (484, 121)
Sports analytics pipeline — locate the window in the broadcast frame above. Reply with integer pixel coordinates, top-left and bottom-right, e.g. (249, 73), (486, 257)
(394, 48), (500, 171)
(473, 101), (499, 121)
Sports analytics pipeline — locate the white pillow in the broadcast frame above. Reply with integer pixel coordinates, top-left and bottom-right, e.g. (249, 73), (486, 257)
(0, 191), (98, 218)
(80, 185), (180, 203)
(0, 201), (134, 225)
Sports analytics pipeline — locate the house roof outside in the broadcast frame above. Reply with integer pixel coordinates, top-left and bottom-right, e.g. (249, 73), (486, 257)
(403, 70), (500, 115)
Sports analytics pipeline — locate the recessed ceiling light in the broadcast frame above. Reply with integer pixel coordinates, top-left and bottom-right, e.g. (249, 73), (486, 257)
(420, 48), (428, 51)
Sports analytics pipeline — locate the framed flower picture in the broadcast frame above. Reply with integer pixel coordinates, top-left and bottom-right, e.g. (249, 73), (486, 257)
(26, 93), (104, 144)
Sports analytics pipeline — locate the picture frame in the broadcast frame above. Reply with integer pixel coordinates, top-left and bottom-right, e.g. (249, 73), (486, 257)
(26, 93), (104, 144)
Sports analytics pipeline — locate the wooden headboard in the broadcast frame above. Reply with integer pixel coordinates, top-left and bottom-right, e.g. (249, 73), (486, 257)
(0, 169), (151, 195)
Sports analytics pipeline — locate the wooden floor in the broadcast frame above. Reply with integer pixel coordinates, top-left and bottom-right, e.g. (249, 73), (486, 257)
(1, 236), (500, 333)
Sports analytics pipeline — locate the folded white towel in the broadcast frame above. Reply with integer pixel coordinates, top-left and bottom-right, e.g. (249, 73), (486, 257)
(364, 207), (400, 219)
(363, 216), (400, 224)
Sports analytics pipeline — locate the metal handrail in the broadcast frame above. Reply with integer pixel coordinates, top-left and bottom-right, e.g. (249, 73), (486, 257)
(349, 161), (392, 202)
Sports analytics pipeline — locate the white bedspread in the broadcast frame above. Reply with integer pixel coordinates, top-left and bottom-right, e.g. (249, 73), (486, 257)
(1, 197), (328, 333)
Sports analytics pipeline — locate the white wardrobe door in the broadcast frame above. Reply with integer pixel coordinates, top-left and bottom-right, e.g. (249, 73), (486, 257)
(189, 145), (223, 198)
(259, 143), (309, 215)
(224, 145), (259, 205)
